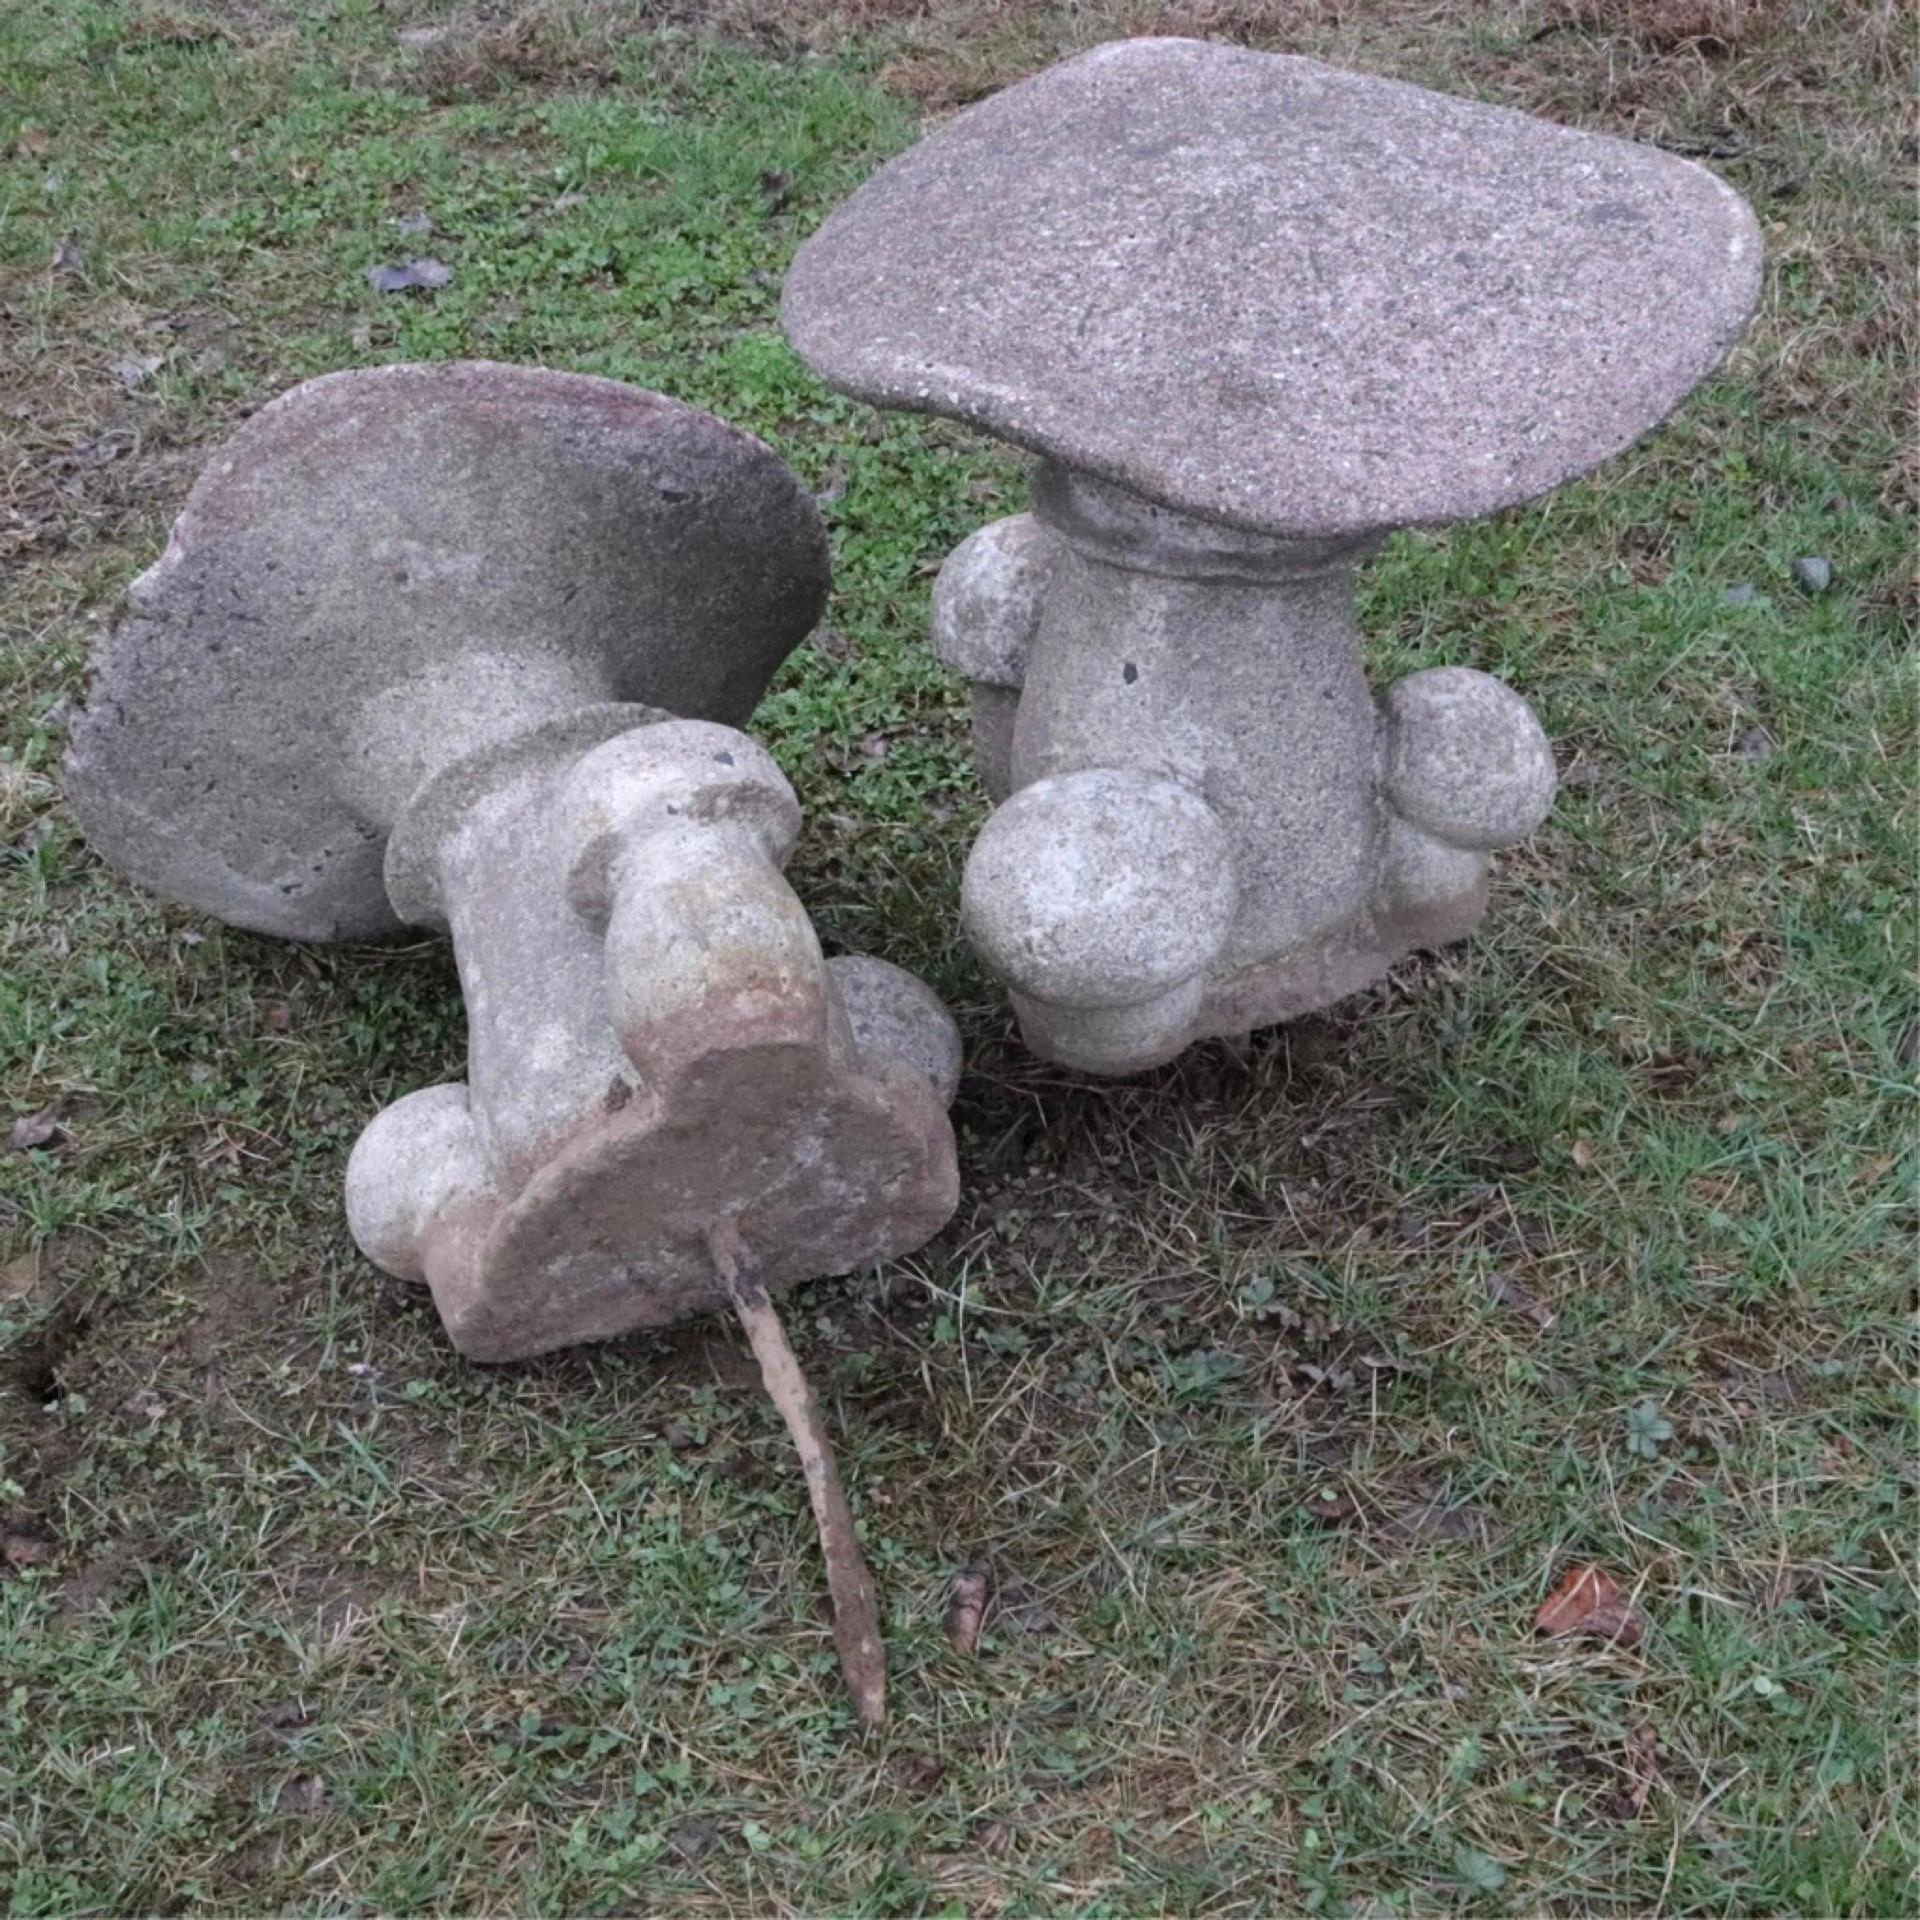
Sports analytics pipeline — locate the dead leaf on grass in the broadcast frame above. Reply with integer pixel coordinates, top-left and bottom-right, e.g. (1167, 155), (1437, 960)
(1, 1249), (40, 1301)
(1643, 1049), (1706, 1096)
(275, 1773), (327, 1814)
(9, 1109), (64, 1152)
(16, 127), (51, 159)
(1570, 1137), (1600, 1170)
(50, 238), (85, 274)
(973, 1818), (1015, 1858)
(945, 1563), (988, 1654)
(1483, 1270), (1556, 1329)
(889, 1749), (946, 1794)
(1392, 1496), (1487, 1543)
(666, 1816), (718, 1862)
(1535, 1564), (1648, 1649)
(111, 351), (165, 392)
(57, 432), (132, 470)
(2, 1530), (54, 1571)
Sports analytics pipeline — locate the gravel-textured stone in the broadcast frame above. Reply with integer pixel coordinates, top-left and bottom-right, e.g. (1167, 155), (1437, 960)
(1791, 555), (1833, 594)
(1381, 668), (1558, 852)
(783, 40), (1757, 1071)
(69, 366), (963, 1360)
(65, 362), (829, 940)
(935, 485), (1560, 1071)
(783, 37), (1763, 538)
(345, 716), (962, 1361)
(929, 514), (1057, 801)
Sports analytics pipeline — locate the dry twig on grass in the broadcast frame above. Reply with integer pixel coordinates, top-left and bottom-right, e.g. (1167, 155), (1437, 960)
(707, 1219), (887, 1728)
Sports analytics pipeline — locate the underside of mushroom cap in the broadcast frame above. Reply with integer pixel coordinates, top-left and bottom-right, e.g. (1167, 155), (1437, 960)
(64, 362), (829, 940)
(782, 38), (1762, 538)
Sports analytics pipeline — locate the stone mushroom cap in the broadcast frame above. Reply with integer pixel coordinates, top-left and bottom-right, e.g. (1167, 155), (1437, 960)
(64, 362), (828, 941)
(782, 38), (1763, 538)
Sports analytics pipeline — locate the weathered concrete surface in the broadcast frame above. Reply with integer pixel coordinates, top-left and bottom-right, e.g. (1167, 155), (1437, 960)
(348, 718), (961, 1362)
(65, 362), (830, 940)
(785, 40), (1759, 1071)
(783, 36), (1764, 539)
(946, 482), (1557, 1072)
(930, 515), (1057, 802)
(68, 368), (963, 1358)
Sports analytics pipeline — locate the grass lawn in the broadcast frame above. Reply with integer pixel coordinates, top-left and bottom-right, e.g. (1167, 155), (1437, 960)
(0, 1), (1913, 1912)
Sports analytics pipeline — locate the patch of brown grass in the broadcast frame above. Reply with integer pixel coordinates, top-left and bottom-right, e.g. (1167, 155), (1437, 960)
(1548, 0), (1777, 57)
(406, 6), (623, 100)
(115, 6), (235, 52)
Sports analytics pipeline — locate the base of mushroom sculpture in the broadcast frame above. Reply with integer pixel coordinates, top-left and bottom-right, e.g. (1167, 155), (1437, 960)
(347, 710), (961, 1361)
(938, 466), (1557, 1075)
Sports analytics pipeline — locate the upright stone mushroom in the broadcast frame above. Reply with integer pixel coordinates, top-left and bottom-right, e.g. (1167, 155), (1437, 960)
(783, 38), (1762, 1073)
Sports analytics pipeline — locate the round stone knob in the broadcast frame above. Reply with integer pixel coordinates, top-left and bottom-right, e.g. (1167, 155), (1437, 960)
(826, 955), (964, 1105)
(1381, 667), (1557, 851)
(561, 720), (801, 924)
(930, 514), (1056, 689)
(961, 768), (1237, 1009)
(345, 1084), (494, 1284)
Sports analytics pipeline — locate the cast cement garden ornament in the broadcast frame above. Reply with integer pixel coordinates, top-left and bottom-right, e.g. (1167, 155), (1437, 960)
(783, 37), (1764, 1074)
(65, 361), (964, 1723)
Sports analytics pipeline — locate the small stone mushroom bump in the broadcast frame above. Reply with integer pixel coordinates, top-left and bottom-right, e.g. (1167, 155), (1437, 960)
(345, 1084), (495, 1287)
(559, 722), (827, 1090)
(824, 955), (966, 1107)
(929, 515), (1055, 689)
(961, 768), (1238, 1072)
(1381, 668), (1558, 852)
(561, 720), (803, 924)
(930, 515), (1057, 803)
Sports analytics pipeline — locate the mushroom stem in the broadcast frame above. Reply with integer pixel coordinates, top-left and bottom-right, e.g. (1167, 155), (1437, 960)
(707, 1219), (887, 1728)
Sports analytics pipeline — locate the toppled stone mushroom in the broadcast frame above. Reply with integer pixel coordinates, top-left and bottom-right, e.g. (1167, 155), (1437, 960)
(784, 38), (1763, 1072)
(65, 362), (964, 1724)
(66, 361), (829, 942)
(348, 713), (960, 1365)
